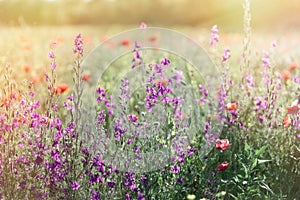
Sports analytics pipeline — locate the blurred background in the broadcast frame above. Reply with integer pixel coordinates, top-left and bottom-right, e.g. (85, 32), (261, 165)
(0, 0), (299, 32)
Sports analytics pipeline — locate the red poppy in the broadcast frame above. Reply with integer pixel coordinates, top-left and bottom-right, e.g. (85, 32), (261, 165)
(217, 162), (229, 171)
(54, 83), (69, 94)
(216, 139), (231, 150)
(82, 73), (91, 81)
(288, 62), (299, 71)
(283, 115), (291, 128)
(281, 70), (291, 81)
(225, 102), (237, 111)
(120, 39), (130, 47)
(23, 64), (31, 73)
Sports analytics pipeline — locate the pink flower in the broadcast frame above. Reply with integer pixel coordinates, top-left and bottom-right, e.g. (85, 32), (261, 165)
(216, 139), (231, 150)
(140, 22), (147, 29)
(288, 62), (299, 71)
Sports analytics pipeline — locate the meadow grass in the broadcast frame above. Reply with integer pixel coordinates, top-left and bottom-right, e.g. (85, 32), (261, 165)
(0, 17), (299, 199)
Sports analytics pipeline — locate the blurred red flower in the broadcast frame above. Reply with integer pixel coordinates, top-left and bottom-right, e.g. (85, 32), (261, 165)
(281, 70), (291, 81)
(217, 162), (229, 171)
(54, 83), (69, 94)
(225, 102), (237, 111)
(148, 35), (158, 42)
(287, 99), (299, 115)
(23, 64), (31, 73)
(283, 115), (291, 128)
(216, 139), (231, 150)
(32, 75), (42, 84)
(154, 79), (169, 87)
(288, 62), (299, 71)
(82, 73), (91, 81)
(120, 39), (130, 47)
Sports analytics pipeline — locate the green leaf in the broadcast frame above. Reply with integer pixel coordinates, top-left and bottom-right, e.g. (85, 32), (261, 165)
(228, 193), (238, 200)
(259, 182), (274, 194)
(242, 163), (249, 178)
(257, 159), (272, 164)
(216, 191), (226, 197)
(251, 158), (258, 170)
(255, 145), (267, 156)
(244, 142), (250, 152)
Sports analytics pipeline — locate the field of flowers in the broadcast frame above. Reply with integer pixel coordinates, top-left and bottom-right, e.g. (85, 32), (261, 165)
(0, 4), (300, 200)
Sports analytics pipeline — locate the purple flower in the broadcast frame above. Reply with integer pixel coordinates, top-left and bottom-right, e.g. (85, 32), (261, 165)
(262, 50), (270, 68)
(135, 51), (141, 59)
(45, 73), (49, 82)
(187, 147), (197, 156)
(135, 41), (141, 48)
(177, 177), (183, 184)
(107, 181), (115, 188)
(114, 118), (127, 141)
(50, 61), (56, 70)
(140, 175), (148, 185)
(222, 48), (231, 63)
(35, 156), (43, 165)
(96, 87), (105, 95)
(294, 76), (300, 84)
(73, 33), (84, 56)
(210, 25), (219, 46)
(125, 193), (131, 200)
(199, 84), (208, 96)
(91, 190), (101, 200)
(72, 181), (80, 190)
(137, 192), (145, 200)
(127, 138), (132, 144)
(128, 114), (138, 122)
(161, 57), (170, 66)
(48, 51), (55, 59)
(173, 70), (183, 85)
(171, 165), (180, 174)
(245, 75), (255, 87)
